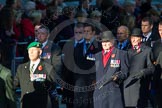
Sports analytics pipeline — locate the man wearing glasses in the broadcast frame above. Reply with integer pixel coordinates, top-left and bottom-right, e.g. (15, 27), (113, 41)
(116, 25), (131, 51)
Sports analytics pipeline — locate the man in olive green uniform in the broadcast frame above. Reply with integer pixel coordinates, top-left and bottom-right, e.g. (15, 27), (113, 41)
(14, 42), (56, 108)
(0, 47), (16, 108)
(0, 64), (17, 108)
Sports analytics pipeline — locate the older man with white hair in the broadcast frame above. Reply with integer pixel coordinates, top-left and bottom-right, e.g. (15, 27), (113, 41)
(93, 30), (129, 108)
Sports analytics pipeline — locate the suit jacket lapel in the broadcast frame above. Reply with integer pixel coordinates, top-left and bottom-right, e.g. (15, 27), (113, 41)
(42, 41), (53, 52)
(98, 52), (104, 71)
(103, 48), (117, 73)
(24, 62), (31, 80)
(33, 61), (44, 74)
(129, 44), (145, 60)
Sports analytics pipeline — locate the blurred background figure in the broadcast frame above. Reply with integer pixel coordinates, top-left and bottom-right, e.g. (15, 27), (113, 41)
(0, 47), (17, 108)
(116, 25), (131, 51)
(90, 10), (103, 37)
(141, 17), (159, 47)
(121, 1), (136, 32)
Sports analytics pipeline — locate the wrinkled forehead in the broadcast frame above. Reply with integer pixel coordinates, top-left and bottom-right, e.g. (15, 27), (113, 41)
(130, 36), (141, 39)
(75, 27), (84, 31)
(118, 26), (127, 32)
(38, 28), (48, 34)
(35, 25), (41, 30)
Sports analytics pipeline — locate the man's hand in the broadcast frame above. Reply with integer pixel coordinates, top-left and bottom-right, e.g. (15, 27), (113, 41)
(132, 70), (144, 79)
(112, 75), (118, 81)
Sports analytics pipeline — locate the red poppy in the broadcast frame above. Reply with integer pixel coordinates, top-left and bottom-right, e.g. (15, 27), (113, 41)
(44, 46), (49, 49)
(90, 45), (94, 50)
(38, 65), (43, 71)
(111, 54), (115, 58)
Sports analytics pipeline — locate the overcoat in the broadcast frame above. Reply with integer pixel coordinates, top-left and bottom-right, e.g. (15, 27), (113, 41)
(93, 47), (129, 108)
(155, 51), (162, 108)
(124, 43), (155, 107)
(152, 39), (162, 61)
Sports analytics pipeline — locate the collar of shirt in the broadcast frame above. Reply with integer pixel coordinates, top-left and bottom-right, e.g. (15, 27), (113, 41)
(143, 31), (152, 41)
(102, 47), (114, 67)
(132, 43), (141, 50)
(118, 39), (129, 49)
(30, 59), (41, 73)
(74, 38), (84, 47)
(42, 40), (48, 49)
(85, 37), (95, 44)
(102, 47), (114, 55)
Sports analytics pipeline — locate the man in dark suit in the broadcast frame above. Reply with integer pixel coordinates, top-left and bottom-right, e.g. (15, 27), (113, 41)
(14, 42), (56, 108)
(152, 20), (162, 61)
(124, 28), (155, 108)
(61, 23), (85, 108)
(155, 51), (162, 108)
(141, 17), (159, 47)
(141, 16), (159, 107)
(93, 30), (129, 108)
(37, 25), (62, 77)
(37, 25), (62, 107)
(152, 20), (162, 108)
(72, 24), (102, 108)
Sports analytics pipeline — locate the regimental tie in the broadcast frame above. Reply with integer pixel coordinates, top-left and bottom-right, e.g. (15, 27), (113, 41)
(30, 64), (35, 74)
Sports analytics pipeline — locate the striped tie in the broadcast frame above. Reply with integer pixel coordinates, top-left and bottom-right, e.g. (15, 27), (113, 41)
(30, 64), (35, 74)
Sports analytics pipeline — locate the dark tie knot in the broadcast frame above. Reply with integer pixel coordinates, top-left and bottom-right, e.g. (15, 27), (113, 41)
(86, 43), (90, 48)
(119, 43), (122, 49)
(75, 42), (80, 48)
(142, 36), (147, 42)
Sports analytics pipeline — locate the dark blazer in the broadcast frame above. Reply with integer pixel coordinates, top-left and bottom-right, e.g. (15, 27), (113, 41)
(0, 64), (16, 108)
(74, 40), (101, 108)
(143, 31), (159, 47)
(116, 39), (131, 51)
(72, 39), (102, 88)
(74, 39), (102, 75)
(152, 39), (162, 61)
(15, 60), (55, 108)
(93, 47), (129, 108)
(155, 51), (162, 108)
(124, 43), (155, 107)
(41, 40), (62, 77)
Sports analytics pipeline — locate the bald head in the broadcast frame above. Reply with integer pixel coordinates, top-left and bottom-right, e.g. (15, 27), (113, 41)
(117, 25), (130, 42)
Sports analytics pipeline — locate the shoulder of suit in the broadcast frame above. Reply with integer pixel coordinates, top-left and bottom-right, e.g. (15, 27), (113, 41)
(0, 64), (11, 79)
(95, 51), (102, 56)
(113, 47), (125, 54)
(118, 49), (127, 53)
(41, 61), (53, 69)
(19, 62), (29, 67)
(154, 39), (161, 44)
(159, 51), (162, 56)
(141, 43), (151, 50)
(17, 62), (29, 70)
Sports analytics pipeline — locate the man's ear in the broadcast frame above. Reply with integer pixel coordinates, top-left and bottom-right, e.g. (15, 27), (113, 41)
(39, 49), (42, 56)
(151, 24), (153, 29)
(92, 31), (96, 35)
